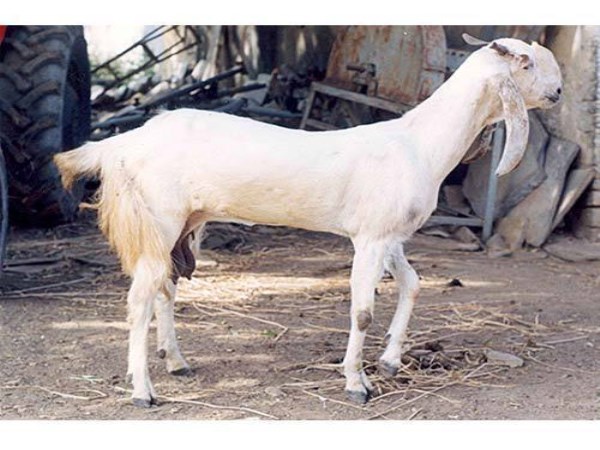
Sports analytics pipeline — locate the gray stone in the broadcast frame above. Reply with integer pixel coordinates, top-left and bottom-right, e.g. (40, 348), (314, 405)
(420, 226), (452, 238)
(485, 233), (513, 259)
(484, 349), (524, 368)
(463, 113), (549, 220)
(452, 226), (481, 247)
(544, 235), (600, 262)
(264, 386), (286, 398)
(497, 137), (579, 247)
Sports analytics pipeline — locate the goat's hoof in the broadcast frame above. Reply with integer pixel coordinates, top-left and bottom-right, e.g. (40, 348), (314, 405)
(346, 389), (370, 405)
(132, 396), (157, 408)
(169, 366), (194, 377)
(378, 359), (399, 378)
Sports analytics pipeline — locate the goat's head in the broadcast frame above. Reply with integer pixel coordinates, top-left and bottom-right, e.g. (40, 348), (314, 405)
(463, 34), (562, 176)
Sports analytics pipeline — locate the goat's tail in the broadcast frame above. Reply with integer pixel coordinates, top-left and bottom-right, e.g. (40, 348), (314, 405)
(55, 140), (171, 278)
(54, 142), (105, 191)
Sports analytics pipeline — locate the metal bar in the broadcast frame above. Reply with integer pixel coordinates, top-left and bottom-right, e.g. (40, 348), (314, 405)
(216, 83), (266, 98)
(244, 105), (303, 119)
(95, 41), (202, 95)
(214, 98), (246, 114)
(92, 113), (148, 131)
(424, 216), (484, 227)
(482, 125), (505, 241)
(340, 100), (362, 127)
(299, 85), (317, 130)
(304, 118), (338, 131)
(91, 26), (169, 74)
(311, 82), (412, 115)
(142, 65), (244, 109)
(140, 42), (160, 63)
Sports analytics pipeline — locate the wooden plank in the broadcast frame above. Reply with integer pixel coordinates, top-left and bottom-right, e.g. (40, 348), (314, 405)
(299, 85), (316, 130)
(552, 168), (595, 229)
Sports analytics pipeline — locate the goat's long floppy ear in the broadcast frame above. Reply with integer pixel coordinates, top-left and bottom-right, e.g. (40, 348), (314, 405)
(462, 33), (489, 46)
(494, 77), (530, 177)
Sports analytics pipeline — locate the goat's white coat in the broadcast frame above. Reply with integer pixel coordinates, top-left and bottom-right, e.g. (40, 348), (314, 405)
(55, 37), (562, 405)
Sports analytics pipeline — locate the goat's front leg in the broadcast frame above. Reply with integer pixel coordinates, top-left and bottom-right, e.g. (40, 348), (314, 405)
(343, 238), (386, 404)
(126, 258), (167, 407)
(154, 280), (192, 376)
(379, 242), (420, 377)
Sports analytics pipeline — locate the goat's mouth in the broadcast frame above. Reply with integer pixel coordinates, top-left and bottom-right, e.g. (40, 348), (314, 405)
(545, 94), (560, 104)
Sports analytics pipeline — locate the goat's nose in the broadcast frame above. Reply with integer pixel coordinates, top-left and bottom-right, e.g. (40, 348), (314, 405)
(557, 87), (562, 95)
(547, 93), (560, 103)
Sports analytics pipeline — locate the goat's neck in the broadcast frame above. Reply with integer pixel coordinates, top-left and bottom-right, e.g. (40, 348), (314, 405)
(400, 64), (499, 188)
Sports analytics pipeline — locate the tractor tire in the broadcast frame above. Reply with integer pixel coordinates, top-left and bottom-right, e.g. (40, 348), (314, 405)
(0, 25), (91, 226)
(0, 146), (8, 272)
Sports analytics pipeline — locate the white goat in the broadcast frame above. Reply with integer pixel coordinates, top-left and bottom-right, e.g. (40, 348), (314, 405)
(55, 36), (562, 407)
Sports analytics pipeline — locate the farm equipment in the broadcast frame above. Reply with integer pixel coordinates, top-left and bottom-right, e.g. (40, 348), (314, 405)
(0, 25), (91, 270)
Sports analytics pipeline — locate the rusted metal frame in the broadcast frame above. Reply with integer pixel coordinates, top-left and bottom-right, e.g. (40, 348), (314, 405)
(91, 26), (175, 75)
(312, 82), (411, 114)
(96, 41), (200, 93)
(92, 26), (201, 94)
(300, 81), (412, 131)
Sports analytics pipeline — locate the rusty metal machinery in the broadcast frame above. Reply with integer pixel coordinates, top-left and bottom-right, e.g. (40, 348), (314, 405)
(300, 25), (447, 130)
(326, 26), (446, 106)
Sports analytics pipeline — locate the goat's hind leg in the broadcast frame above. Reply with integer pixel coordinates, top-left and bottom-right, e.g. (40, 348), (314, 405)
(154, 225), (204, 377)
(343, 237), (386, 404)
(379, 242), (419, 377)
(126, 257), (169, 407)
(154, 280), (193, 376)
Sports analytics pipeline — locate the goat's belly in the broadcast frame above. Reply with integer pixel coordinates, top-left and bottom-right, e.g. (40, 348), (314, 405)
(198, 194), (344, 235)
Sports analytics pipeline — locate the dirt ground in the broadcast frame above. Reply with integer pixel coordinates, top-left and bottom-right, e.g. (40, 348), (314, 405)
(1, 212), (599, 420)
